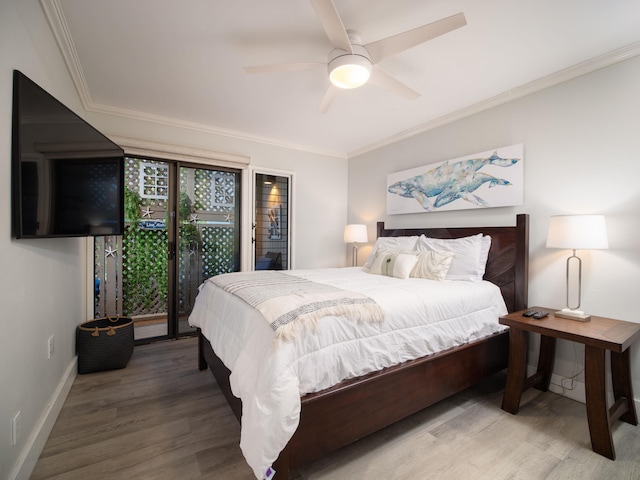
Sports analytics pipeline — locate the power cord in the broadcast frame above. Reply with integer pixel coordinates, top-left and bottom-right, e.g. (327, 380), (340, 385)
(551, 342), (584, 396)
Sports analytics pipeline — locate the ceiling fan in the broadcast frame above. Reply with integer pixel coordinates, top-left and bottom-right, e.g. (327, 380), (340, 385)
(244, 0), (467, 113)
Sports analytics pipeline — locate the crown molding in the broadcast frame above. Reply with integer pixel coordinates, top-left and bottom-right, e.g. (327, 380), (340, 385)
(348, 41), (640, 158)
(39, 0), (347, 160)
(86, 101), (347, 160)
(40, 0), (93, 109)
(40, 0), (640, 161)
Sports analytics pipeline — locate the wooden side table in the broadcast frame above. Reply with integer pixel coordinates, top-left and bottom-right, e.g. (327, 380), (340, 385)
(499, 308), (640, 460)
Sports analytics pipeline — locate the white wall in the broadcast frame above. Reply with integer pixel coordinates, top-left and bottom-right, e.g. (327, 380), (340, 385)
(0, 2), (88, 479)
(348, 55), (640, 406)
(0, 2), (347, 479)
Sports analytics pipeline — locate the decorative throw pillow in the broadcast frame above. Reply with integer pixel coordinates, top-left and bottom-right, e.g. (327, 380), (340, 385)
(417, 234), (491, 281)
(410, 250), (455, 281)
(363, 236), (420, 270)
(369, 250), (418, 279)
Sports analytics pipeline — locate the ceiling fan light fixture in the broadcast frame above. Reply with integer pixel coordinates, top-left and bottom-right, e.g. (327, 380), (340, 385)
(328, 54), (371, 89)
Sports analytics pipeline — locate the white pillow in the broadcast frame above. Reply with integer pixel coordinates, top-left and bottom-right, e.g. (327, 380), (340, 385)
(410, 250), (455, 281)
(479, 235), (491, 277)
(369, 250), (418, 279)
(363, 236), (420, 270)
(417, 234), (491, 281)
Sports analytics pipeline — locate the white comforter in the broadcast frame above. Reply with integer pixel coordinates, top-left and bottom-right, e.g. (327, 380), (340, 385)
(188, 267), (508, 479)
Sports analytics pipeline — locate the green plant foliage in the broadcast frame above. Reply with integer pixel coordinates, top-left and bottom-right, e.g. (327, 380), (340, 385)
(123, 227), (168, 313)
(179, 191), (201, 249)
(121, 187), (168, 314)
(119, 183), (235, 316)
(124, 186), (142, 224)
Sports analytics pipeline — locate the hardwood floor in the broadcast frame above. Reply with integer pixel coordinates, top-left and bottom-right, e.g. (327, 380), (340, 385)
(32, 338), (639, 480)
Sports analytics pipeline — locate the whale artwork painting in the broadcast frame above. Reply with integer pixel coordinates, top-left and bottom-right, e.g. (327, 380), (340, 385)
(387, 144), (524, 215)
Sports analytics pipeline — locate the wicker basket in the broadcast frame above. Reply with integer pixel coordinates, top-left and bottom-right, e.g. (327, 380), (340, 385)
(76, 317), (134, 374)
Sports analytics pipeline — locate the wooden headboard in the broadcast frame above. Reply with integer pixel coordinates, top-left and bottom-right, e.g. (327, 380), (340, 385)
(376, 213), (529, 313)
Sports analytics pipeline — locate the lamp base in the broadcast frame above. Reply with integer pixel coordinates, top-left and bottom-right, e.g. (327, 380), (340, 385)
(554, 308), (591, 322)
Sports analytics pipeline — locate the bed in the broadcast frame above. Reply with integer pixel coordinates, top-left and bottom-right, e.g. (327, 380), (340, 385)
(193, 214), (529, 479)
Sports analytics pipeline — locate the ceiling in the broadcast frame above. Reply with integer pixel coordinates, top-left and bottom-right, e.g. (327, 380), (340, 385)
(42, 0), (640, 158)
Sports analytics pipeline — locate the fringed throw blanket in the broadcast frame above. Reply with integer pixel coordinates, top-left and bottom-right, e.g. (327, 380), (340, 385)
(208, 271), (385, 341)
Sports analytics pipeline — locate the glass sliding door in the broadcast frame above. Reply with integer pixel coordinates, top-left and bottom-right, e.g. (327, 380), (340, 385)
(121, 157), (171, 340)
(94, 157), (241, 342)
(176, 165), (241, 335)
(254, 173), (290, 270)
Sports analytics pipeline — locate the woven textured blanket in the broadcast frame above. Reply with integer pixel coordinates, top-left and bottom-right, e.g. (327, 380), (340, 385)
(208, 271), (385, 341)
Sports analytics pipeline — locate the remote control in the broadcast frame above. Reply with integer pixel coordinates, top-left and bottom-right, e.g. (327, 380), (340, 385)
(522, 310), (537, 317)
(532, 311), (548, 319)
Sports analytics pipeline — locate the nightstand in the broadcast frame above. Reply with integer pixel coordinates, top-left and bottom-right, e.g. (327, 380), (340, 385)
(499, 308), (640, 460)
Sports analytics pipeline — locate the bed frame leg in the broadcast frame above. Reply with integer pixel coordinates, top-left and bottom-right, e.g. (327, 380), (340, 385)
(197, 329), (207, 371)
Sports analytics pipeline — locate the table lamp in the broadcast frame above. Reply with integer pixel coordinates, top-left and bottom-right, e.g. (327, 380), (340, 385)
(546, 214), (608, 321)
(344, 224), (368, 267)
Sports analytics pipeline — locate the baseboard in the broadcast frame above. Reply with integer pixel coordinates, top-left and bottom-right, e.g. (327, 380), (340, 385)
(8, 357), (77, 480)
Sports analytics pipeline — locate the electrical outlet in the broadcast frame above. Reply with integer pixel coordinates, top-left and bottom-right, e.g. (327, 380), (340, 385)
(12, 411), (21, 446)
(48, 335), (54, 359)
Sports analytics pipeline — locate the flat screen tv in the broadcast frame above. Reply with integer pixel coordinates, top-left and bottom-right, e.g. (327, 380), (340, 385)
(11, 70), (125, 239)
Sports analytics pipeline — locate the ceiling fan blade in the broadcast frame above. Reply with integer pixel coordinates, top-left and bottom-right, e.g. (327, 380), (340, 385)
(310, 0), (353, 53)
(244, 62), (324, 74)
(318, 84), (339, 113)
(365, 12), (466, 64)
(368, 67), (420, 100)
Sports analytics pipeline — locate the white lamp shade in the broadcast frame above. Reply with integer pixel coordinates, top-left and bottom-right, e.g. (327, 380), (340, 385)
(344, 224), (368, 243)
(546, 215), (608, 250)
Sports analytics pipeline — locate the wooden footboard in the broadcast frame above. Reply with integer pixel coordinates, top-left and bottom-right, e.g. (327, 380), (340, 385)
(198, 214), (529, 479)
(199, 329), (509, 479)
(284, 331), (508, 471)
(200, 332), (509, 480)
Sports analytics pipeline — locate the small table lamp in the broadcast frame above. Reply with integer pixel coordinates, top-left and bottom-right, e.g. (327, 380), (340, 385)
(546, 214), (608, 321)
(344, 224), (368, 267)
